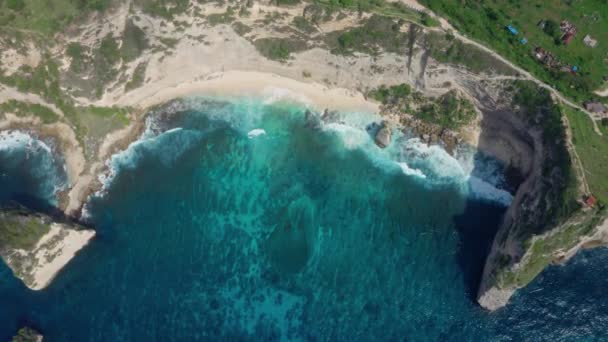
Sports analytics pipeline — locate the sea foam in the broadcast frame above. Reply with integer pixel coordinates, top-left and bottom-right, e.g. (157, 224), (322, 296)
(247, 129), (266, 139)
(322, 115), (513, 206)
(0, 131), (67, 204)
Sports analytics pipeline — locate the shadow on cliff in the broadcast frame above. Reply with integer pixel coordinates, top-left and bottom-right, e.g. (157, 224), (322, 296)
(2, 193), (94, 229)
(452, 106), (530, 301)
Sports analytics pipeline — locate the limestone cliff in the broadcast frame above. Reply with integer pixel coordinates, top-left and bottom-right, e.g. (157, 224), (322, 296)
(468, 80), (608, 310)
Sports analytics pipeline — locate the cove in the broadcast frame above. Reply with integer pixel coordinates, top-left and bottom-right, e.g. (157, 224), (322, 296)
(1, 97), (608, 341)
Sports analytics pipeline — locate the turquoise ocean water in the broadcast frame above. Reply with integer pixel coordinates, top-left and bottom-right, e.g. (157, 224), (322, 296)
(1, 97), (608, 341)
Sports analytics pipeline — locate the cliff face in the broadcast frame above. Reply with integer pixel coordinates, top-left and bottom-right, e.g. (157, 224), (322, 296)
(468, 80), (607, 310)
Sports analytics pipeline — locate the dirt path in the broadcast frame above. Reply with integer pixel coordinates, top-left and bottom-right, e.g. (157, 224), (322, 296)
(397, 0), (603, 135)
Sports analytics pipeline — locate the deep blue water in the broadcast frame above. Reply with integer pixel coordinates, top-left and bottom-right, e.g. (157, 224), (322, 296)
(1, 98), (608, 341)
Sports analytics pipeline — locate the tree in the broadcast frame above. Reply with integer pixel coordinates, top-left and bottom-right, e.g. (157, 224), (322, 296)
(6, 0), (25, 11)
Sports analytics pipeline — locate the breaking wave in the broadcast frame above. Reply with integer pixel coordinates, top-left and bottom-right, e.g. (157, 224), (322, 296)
(0, 131), (67, 205)
(96, 97), (513, 209)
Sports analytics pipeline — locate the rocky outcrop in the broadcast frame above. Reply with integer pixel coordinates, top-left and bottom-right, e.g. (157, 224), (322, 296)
(374, 120), (392, 148)
(0, 204), (95, 290)
(11, 327), (43, 342)
(467, 81), (607, 311)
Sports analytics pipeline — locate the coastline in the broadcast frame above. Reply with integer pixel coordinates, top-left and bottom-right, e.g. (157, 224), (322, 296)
(65, 70), (383, 215)
(2, 222), (95, 291)
(107, 70), (381, 114)
(1, 70), (385, 292)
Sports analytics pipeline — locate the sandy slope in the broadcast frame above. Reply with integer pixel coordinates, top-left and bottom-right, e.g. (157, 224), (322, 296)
(4, 223), (95, 290)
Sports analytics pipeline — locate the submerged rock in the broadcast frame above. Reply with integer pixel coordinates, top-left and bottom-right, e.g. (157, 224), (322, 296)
(374, 120), (392, 148)
(304, 110), (322, 130)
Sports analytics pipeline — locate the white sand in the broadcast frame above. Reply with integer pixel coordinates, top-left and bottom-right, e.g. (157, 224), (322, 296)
(118, 70), (380, 114)
(28, 224), (95, 290)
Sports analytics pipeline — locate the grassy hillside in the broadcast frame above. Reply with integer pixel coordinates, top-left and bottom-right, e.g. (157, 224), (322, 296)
(0, 207), (50, 251)
(0, 0), (112, 35)
(563, 105), (608, 203)
(419, 0), (608, 104)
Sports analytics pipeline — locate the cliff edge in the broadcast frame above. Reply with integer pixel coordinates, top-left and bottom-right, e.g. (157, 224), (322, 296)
(474, 81), (608, 310)
(0, 204), (95, 290)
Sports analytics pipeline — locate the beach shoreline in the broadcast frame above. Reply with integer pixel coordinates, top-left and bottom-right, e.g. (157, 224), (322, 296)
(108, 70), (381, 115)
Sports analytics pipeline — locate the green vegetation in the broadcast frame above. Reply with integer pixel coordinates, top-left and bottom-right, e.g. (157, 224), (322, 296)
(541, 19), (562, 45)
(81, 105), (129, 126)
(0, 207), (50, 251)
(563, 106), (608, 204)
(0, 56), (79, 127)
(93, 34), (121, 97)
(121, 20), (148, 62)
(425, 31), (516, 75)
(231, 22), (252, 36)
(136, 0), (190, 19)
(0, 0), (112, 36)
(158, 36), (179, 48)
(292, 16), (317, 34)
(369, 84), (477, 130)
(313, 0), (437, 27)
(489, 81), (604, 292)
(418, 0), (608, 104)
(273, 0), (301, 5)
(206, 8), (236, 26)
(327, 15), (408, 56)
(253, 37), (308, 62)
(66, 42), (86, 73)
(125, 62), (148, 91)
(11, 327), (42, 342)
(417, 90), (477, 130)
(369, 83), (411, 104)
(0, 100), (60, 124)
(512, 81), (579, 226)
(499, 206), (606, 288)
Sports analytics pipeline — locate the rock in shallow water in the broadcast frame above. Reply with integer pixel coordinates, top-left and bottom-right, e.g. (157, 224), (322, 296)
(11, 327), (43, 342)
(374, 120), (392, 148)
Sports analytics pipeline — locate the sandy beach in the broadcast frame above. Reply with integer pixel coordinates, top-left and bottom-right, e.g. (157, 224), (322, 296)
(115, 70), (380, 114)
(28, 224), (95, 290)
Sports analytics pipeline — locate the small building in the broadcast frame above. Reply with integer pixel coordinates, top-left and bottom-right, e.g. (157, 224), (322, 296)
(562, 32), (576, 45)
(520, 38), (528, 45)
(560, 20), (577, 45)
(560, 20), (576, 34)
(584, 101), (607, 114)
(534, 47), (559, 67)
(506, 25), (518, 35)
(534, 47), (546, 60)
(584, 195), (597, 208)
(572, 65), (579, 73)
(583, 35), (598, 48)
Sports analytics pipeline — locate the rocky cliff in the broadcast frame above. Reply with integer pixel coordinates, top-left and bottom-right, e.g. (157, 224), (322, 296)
(0, 204), (95, 290)
(468, 80), (607, 310)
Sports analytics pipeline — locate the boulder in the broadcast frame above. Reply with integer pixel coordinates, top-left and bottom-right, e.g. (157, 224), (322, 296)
(374, 120), (392, 148)
(11, 327), (43, 342)
(304, 110), (322, 129)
